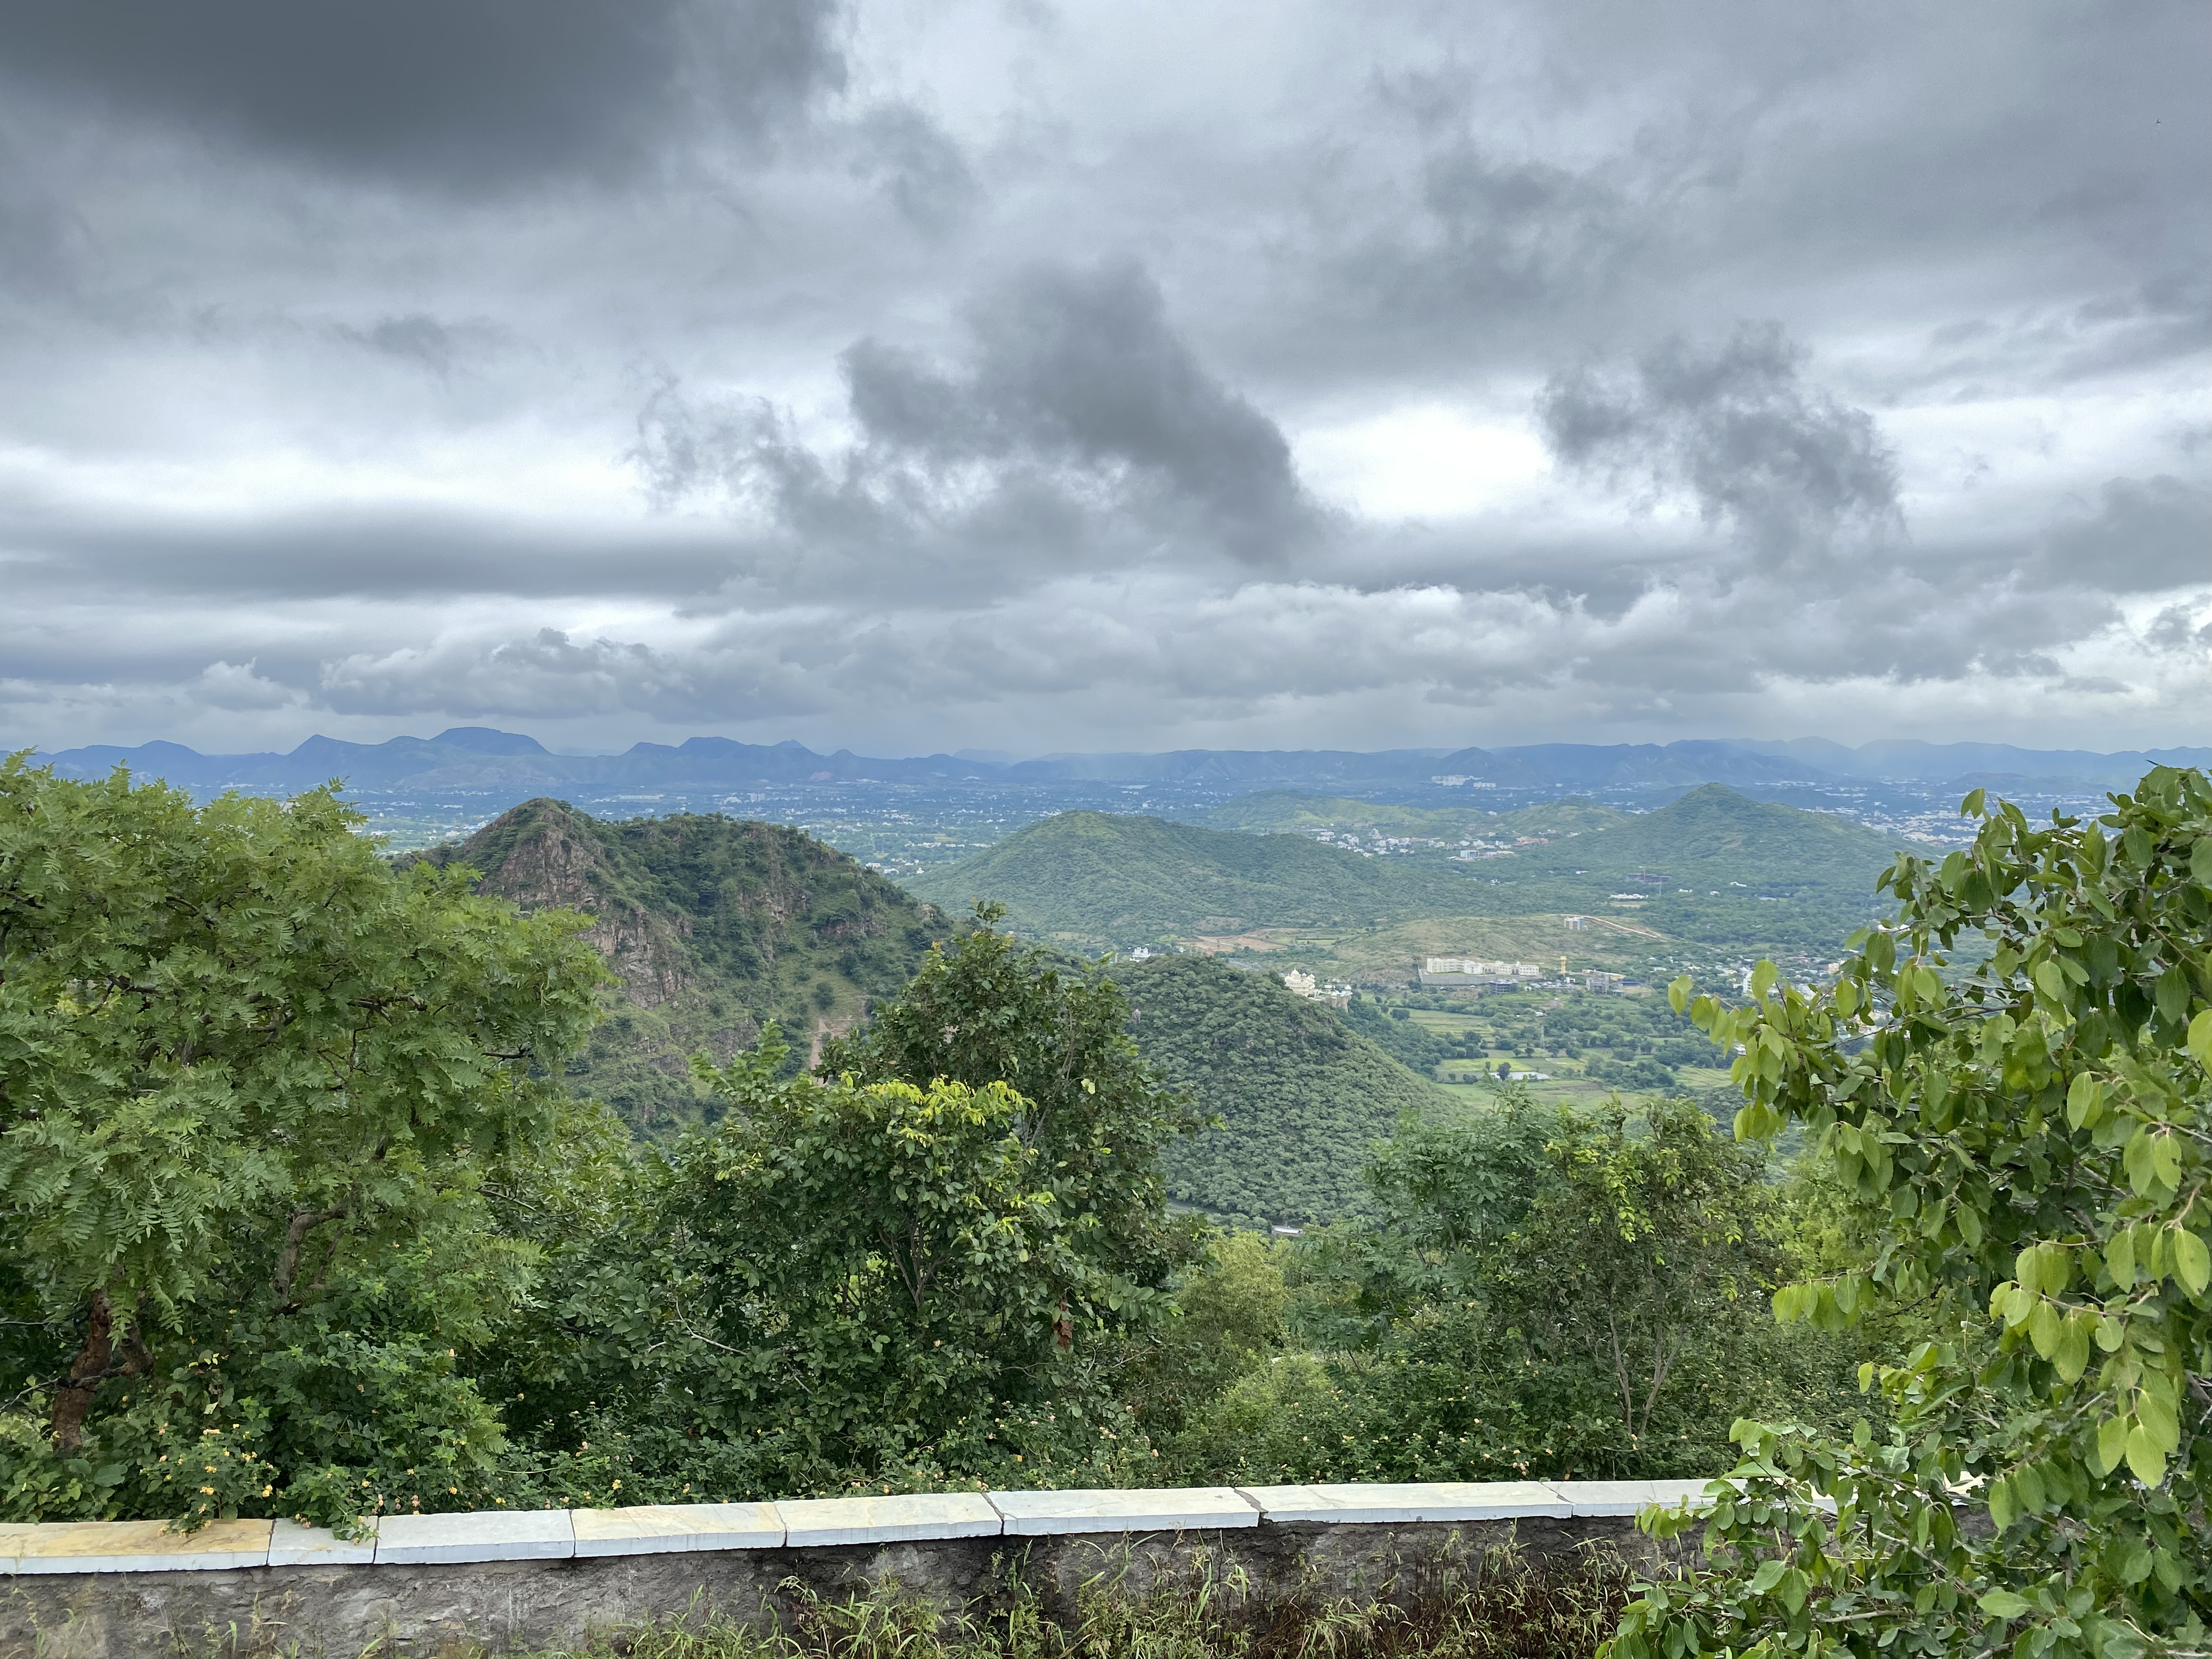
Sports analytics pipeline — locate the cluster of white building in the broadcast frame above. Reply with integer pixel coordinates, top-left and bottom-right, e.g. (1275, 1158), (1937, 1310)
(1422, 957), (1543, 979)
(1280, 968), (1353, 1007)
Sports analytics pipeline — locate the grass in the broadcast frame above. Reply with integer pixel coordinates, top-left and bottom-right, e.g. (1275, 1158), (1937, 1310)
(479, 1538), (1639, 1659)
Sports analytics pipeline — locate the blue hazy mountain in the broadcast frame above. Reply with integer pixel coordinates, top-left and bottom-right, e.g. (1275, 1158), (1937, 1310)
(32, 729), (2212, 799)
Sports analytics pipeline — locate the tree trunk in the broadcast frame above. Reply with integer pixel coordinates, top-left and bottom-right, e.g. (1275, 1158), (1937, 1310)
(49, 1290), (115, 1450)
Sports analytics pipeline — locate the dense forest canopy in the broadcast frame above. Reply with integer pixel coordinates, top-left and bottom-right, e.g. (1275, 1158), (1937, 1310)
(1120, 955), (1446, 1224)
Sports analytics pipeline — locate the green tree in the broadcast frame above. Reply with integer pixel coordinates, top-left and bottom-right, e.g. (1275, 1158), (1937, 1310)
(0, 759), (604, 1524)
(1126, 1231), (1288, 1443)
(659, 1029), (1097, 1480)
(1609, 770), (2212, 1659)
(1181, 1091), (1822, 1487)
(821, 907), (1207, 1318)
(495, 915), (1210, 1498)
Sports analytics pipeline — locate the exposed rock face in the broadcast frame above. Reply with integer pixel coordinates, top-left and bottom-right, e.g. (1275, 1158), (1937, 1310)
(458, 805), (691, 1007)
(407, 799), (949, 1131)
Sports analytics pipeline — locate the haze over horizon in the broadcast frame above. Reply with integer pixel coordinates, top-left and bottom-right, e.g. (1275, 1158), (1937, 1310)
(3, 2), (2208, 759)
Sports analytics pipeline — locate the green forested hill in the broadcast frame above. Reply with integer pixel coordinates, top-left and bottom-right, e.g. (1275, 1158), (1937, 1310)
(1205, 791), (1630, 839)
(922, 788), (1904, 957)
(910, 811), (1484, 946)
(1119, 955), (1448, 1224)
(1521, 784), (1896, 888)
(1497, 785), (1906, 951)
(410, 798), (949, 1130)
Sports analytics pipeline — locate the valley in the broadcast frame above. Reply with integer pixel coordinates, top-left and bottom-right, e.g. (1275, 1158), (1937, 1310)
(391, 777), (1875, 1226)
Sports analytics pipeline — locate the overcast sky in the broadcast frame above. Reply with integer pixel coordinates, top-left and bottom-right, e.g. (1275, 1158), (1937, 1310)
(3, 1), (2208, 758)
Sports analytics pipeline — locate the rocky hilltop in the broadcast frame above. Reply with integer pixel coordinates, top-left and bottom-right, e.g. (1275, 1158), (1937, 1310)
(409, 798), (949, 1130)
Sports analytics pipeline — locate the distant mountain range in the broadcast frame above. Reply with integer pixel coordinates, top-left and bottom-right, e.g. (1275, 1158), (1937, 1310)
(32, 727), (2212, 795)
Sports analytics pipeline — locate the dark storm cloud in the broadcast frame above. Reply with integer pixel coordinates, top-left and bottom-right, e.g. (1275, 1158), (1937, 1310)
(1, 0), (844, 190)
(637, 259), (1321, 571)
(1537, 323), (1902, 561)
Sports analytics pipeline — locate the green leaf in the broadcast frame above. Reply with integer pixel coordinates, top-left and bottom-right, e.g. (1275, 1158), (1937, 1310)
(1668, 974), (1692, 1014)
(2136, 1387), (2180, 1453)
(2125, 1128), (2158, 1195)
(2193, 834), (2212, 885)
(1978, 1589), (2032, 1620)
(1961, 787), (1987, 817)
(2151, 1133), (2182, 1192)
(1748, 1558), (1788, 1596)
(2191, 1009), (2212, 1068)
(2107, 1228), (2136, 1288)
(2054, 1314), (2090, 1383)
(2174, 1227), (2210, 1296)
(2066, 1073), (2102, 1130)
(2028, 1299), (2062, 1359)
(2156, 965), (2190, 1025)
(1987, 1476), (2015, 1529)
(2096, 1415), (2129, 1475)
(2034, 960), (2067, 1007)
(2125, 1424), (2166, 1487)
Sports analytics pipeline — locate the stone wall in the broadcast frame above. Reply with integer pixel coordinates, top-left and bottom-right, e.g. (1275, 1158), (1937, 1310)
(0, 1480), (1710, 1658)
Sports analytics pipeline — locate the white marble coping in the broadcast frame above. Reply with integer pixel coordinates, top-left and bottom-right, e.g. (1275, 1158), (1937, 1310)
(0, 1519), (274, 1574)
(373, 1508), (575, 1564)
(574, 1502), (785, 1556)
(268, 1517), (377, 1566)
(989, 1487), (1260, 1534)
(778, 1492), (1002, 1548)
(1239, 1482), (1571, 1524)
(0, 1481), (1747, 1572)
(1544, 1481), (1723, 1518)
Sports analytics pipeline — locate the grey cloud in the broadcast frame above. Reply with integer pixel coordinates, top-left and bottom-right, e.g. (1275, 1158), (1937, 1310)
(854, 104), (977, 237)
(1537, 323), (1902, 561)
(2146, 603), (2212, 655)
(331, 314), (517, 377)
(0, 145), (87, 298)
(3, 1), (2209, 755)
(0, 505), (745, 602)
(2033, 477), (2212, 595)
(321, 629), (712, 719)
(638, 259), (1321, 571)
(1, 0), (844, 191)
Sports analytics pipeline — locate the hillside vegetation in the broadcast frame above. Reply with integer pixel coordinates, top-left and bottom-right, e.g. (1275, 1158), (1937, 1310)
(919, 786), (1903, 956)
(910, 811), (1488, 945)
(1120, 955), (1447, 1224)
(410, 798), (949, 1128)
(1206, 791), (1630, 839)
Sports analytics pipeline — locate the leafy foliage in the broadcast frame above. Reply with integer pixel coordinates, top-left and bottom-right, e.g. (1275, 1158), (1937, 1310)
(1174, 1093), (1848, 1487)
(1609, 770), (2212, 1659)
(0, 758), (605, 1527)
(489, 915), (1204, 1500)
(821, 910), (1206, 1301)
